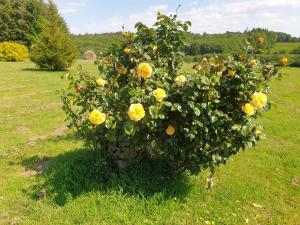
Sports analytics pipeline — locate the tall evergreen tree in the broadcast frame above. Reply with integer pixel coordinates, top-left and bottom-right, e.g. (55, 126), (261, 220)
(0, 0), (44, 46)
(30, 0), (77, 71)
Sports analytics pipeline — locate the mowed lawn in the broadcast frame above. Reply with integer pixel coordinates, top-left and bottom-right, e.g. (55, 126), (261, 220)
(270, 42), (300, 53)
(0, 60), (299, 225)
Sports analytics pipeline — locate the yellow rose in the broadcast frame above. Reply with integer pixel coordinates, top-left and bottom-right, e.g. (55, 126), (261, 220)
(128, 103), (145, 121)
(251, 92), (267, 109)
(124, 48), (131, 55)
(137, 63), (152, 78)
(153, 88), (167, 102)
(280, 57), (288, 66)
(228, 69), (236, 77)
(166, 125), (175, 136)
(96, 78), (106, 87)
(255, 130), (262, 136)
(89, 109), (106, 125)
(175, 75), (186, 85)
(258, 37), (264, 44)
(250, 59), (257, 66)
(242, 103), (255, 116)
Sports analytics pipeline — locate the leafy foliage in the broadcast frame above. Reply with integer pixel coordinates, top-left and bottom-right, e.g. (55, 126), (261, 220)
(30, 1), (76, 71)
(291, 46), (300, 54)
(0, 41), (29, 61)
(61, 14), (283, 174)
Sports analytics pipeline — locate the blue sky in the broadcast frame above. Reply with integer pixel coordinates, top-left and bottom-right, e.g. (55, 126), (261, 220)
(55, 0), (300, 36)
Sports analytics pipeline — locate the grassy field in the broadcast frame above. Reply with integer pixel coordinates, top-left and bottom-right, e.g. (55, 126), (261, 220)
(0, 60), (299, 225)
(271, 42), (300, 53)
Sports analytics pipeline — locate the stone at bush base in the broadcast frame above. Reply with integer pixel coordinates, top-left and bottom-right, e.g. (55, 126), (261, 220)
(107, 143), (141, 169)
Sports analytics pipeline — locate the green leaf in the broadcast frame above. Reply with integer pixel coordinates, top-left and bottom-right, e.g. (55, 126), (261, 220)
(124, 122), (135, 136)
(163, 101), (172, 107)
(149, 105), (159, 118)
(194, 107), (201, 116)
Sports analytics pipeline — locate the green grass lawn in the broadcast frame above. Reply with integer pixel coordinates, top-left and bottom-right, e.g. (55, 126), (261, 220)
(271, 42), (300, 53)
(0, 60), (299, 225)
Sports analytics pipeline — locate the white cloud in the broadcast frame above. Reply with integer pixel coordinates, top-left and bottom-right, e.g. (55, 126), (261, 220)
(180, 0), (300, 36)
(68, 1), (300, 37)
(58, 1), (86, 15)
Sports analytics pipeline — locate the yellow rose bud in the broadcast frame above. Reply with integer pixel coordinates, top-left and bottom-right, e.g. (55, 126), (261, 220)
(166, 125), (175, 136)
(242, 103), (255, 116)
(280, 57), (288, 66)
(228, 69), (236, 77)
(258, 37), (264, 44)
(175, 75), (186, 85)
(196, 65), (202, 71)
(137, 63), (152, 78)
(157, 10), (162, 16)
(201, 57), (208, 63)
(124, 48), (131, 55)
(123, 32), (128, 37)
(128, 103), (145, 121)
(153, 88), (167, 102)
(89, 109), (106, 125)
(250, 59), (257, 66)
(96, 78), (106, 87)
(251, 92), (267, 109)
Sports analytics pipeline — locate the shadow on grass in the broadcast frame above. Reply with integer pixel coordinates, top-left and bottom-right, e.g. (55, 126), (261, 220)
(21, 67), (48, 72)
(21, 67), (68, 72)
(22, 148), (193, 206)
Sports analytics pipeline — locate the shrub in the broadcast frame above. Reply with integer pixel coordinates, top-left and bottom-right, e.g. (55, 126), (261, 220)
(291, 46), (300, 54)
(30, 1), (76, 71)
(83, 50), (97, 60)
(289, 55), (300, 67)
(0, 41), (29, 61)
(61, 14), (283, 181)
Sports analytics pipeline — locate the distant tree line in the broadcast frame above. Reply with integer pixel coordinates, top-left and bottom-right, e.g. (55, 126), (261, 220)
(276, 32), (300, 43)
(72, 33), (123, 57)
(185, 28), (278, 56)
(72, 28), (296, 58)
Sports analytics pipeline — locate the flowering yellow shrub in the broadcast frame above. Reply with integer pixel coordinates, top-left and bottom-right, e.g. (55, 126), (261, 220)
(61, 14), (284, 176)
(0, 42), (28, 61)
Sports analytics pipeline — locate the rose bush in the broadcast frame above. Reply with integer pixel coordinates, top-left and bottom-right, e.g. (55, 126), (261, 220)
(61, 13), (284, 178)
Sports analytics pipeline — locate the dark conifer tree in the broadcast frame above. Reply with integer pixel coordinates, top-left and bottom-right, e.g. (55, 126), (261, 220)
(30, 0), (77, 71)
